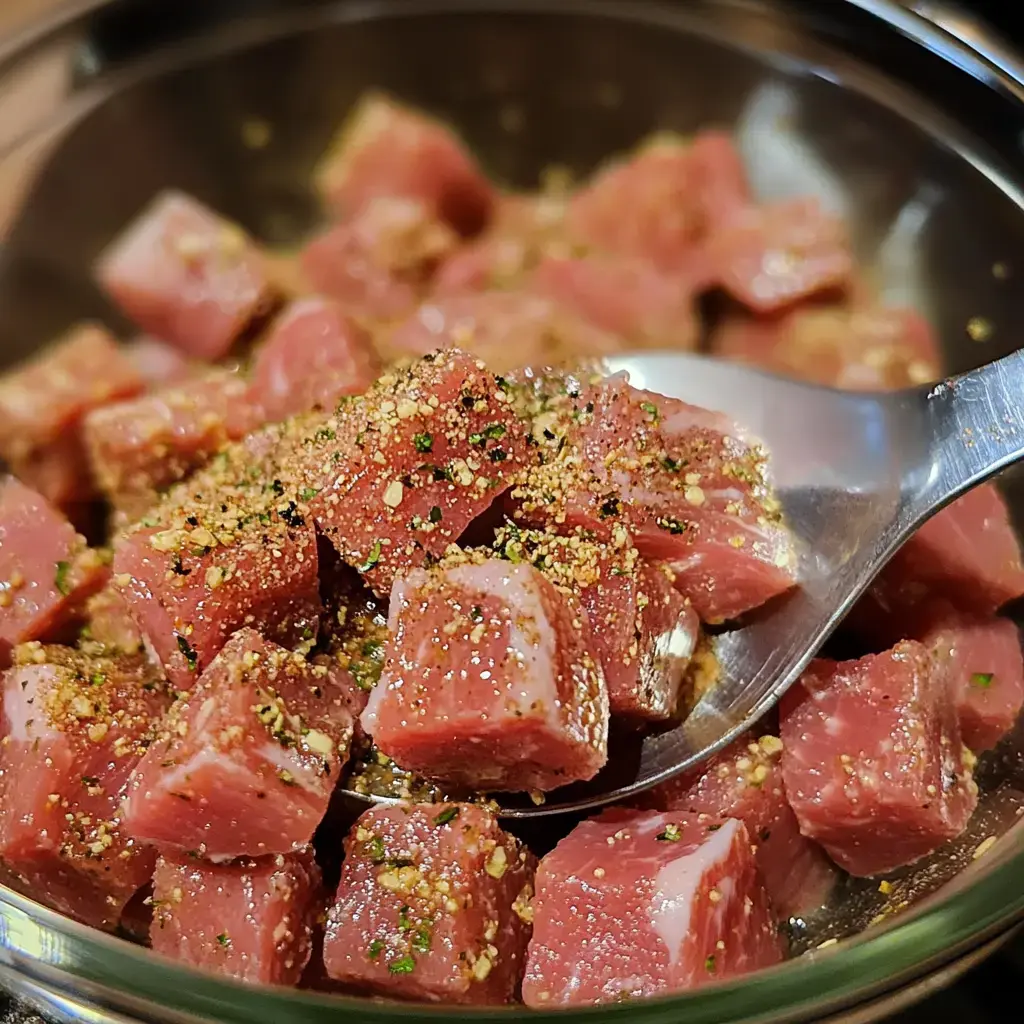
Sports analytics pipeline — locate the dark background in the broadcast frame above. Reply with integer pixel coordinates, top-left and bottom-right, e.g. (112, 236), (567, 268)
(3, 1), (1024, 1022)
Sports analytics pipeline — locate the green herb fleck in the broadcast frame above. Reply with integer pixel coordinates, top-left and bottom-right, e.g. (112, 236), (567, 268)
(81, 776), (99, 788)
(434, 806), (460, 826)
(656, 823), (682, 843)
(469, 423), (507, 446)
(398, 906), (413, 932)
(367, 939), (384, 961)
(413, 432), (434, 454)
(495, 375), (510, 393)
(411, 925), (432, 954)
(366, 836), (386, 863)
(176, 634), (198, 672)
(54, 561), (71, 596)
(299, 487), (319, 501)
(89, 673), (105, 687)
(661, 455), (680, 473)
(469, 606), (483, 623)
(655, 516), (688, 535)
(971, 672), (994, 688)
(640, 401), (660, 424)
(313, 426), (336, 443)
(216, 932), (231, 948)
(358, 540), (382, 573)
(388, 955), (416, 975)
(598, 497), (622, 520)
(429, 506), (443, 524)
(705, 955), (717, 974)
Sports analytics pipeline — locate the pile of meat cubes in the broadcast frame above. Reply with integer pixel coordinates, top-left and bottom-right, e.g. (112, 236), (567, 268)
(0, 92), (1020, 1007)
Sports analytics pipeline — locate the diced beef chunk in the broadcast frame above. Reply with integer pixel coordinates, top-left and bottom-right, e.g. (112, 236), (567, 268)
(0, 477), (108, 664)
(522, 809), (781, 1007)
(712, 304), (940, 390)
(363, 559), (608, 792)
(877, 601), (1024, 754)
(0, 324), (144, 505)
(854, 485), (1024, 626)
(780, 643), (978, 877)
(706, 198), (854, 313)
(531, 255), (699, 349)
(84, 370), (258, 519)
(511, 372), (797, 622)
(0, 644), (169, 929)
(249, 297), (378, 421)
(323, 803), (535, 1004)
(567, 137), (705, 273)
(386, 292), (622, 372)
(306, 349), (532, 596)
(125, 336), (193, 387)
(315, 93), (495, 236)
(434, 193), (568, 295)
(648, 734), (836, 920)
(96, 190), (277, 360)
(301, 197), (457, 320)
(151, 849), (321, 985)
(111, 425), (321, 686)
(521, 528), (698, 722)
(124, 629), (352, 859)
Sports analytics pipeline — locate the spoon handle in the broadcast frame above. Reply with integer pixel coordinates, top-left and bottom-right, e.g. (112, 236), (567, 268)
(909, 347), (1024, 522)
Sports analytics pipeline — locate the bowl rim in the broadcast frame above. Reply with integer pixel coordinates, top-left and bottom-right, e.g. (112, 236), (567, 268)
(0, 0), (1023, 1021)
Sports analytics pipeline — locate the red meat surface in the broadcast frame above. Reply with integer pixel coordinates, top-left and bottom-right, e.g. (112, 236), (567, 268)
(712, 304), (941, 390)
(522, 808), (781, 1007)
(301, 197), (456, 320)
(249, 297), (378, 421)
(111, 425), (322, 686)
(96, 190), (277, 360)
(706, 198), (854, 313)
(647, 734), (836, 920)
(531, 255), (699, 349)
(84, 369), (258, 518)
(0, 477), (108, 664)
(362, 559), (608, 792)
(323, 803), (535, 1004)
(151, 849), (321, 985)
(306, 350), (532, 596)
(0, 645), (168, 930)
(125, 336), (193, 387)
(780, 643), (979, 877)
(0, 324), (144, 506)
(315, 93), (494, 236)
(123, 629), (352, 859)
(580, 557), (699, 722)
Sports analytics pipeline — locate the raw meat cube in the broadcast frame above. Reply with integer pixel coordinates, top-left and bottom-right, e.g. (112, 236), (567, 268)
(301, 197), (457, 320)
(80, 586), (145, 658)
(315, 92), (495, 236)
(648, 734), (836, 920)
(689, 129), (751, 234)
(249, 297), (378, 421)
(511, 373), (797, 622)
(854, 485), (1024, 625)
(531, 255), (699, 349)
(323, 803), (535, 1004)
(706, 198), (854, 313)
(96, 190), (277, 360)
(522, 808), (781, 1007)
(306, 349), (533, 596)
(0, 644), (169, 930)
(712, 305), (940, 390)
(362, 558), (609, 792)
(433, 193), (569, 295)
(151, 849), (321, 985)
(84, 369), (258, 519)
(531, 528), (699, 721)
(125, 336), (193, 387)
(567, 136), (704, 272)
(112, 424), (321, 686)
(0, 324), (144, 505)
(124, 629), (353, 859)
(780, 643), (979, 877)
(386, 292), (623, 373)
(0, 477), (108, 664)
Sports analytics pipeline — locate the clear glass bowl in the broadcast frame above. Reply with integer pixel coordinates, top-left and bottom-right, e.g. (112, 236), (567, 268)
(2, 1), (1024, 1021)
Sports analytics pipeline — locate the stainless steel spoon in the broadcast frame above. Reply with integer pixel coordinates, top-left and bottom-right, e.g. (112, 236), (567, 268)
(346, 348), (1024, 819)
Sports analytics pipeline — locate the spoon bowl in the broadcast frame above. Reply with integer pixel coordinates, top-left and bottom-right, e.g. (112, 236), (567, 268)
(344, 347), (1024, 818)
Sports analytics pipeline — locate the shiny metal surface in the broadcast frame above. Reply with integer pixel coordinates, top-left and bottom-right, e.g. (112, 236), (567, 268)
(0, 1), (1023, 1022)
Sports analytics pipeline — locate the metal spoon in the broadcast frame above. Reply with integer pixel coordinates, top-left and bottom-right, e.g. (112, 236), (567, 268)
(346, 348), (1024, 819)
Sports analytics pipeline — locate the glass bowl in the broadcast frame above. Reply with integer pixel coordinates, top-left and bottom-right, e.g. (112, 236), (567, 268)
(2, 1), (1024, 1021)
